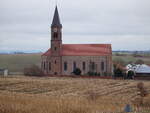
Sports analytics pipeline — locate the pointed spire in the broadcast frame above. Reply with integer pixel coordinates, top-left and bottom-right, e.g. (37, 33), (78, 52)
(51, 6), (62, 27)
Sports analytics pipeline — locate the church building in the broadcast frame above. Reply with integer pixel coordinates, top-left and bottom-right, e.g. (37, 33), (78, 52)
(41, 6), (112, 76)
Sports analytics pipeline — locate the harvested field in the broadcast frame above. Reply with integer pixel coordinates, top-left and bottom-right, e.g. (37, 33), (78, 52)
(0, 76), (150, 113)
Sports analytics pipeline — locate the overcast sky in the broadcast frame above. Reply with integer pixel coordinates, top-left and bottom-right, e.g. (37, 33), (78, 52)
(0, 0), (150, 52)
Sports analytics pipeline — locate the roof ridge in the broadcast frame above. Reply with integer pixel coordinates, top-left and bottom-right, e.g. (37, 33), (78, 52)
(42, 44), (112, 56)
(62, 44), (111, 45)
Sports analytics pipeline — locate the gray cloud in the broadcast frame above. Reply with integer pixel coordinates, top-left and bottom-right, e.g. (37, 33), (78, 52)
(0, 0), (150, 52)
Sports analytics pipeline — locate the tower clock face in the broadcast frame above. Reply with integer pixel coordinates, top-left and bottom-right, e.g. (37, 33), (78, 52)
(53, 28), (58, 32)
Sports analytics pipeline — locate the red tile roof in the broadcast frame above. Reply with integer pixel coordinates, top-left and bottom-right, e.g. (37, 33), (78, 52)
(42, 48), (51, 56)
(42, 44), (112, 56)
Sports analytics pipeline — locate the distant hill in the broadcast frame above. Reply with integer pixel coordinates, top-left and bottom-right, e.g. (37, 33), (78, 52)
(113, 50), (150, 54)
(0, 51), (43, 55)
(0, 50), (150, 55)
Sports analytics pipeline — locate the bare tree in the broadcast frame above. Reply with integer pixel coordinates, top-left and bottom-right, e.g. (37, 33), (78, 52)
(137, 82), (148, 105)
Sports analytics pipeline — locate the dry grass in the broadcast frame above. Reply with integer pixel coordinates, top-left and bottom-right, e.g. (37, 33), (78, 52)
(0, 76), (150, 113)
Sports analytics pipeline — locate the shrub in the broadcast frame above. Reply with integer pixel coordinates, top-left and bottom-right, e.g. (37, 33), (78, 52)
(127, 70), (135, 79)
(132, 82), (148, 106)
(97, 73), (101, 76)
(114, 67), (123, 77)
(137, 82), (148, 98)
(135, 59), (144, 65)
(24, 65), (44, 77)
(113, 62), (126, 78)
(132, 51), (138, 57)
(86, 90), (99, 102)
(103, 72), (108, 76)
(87, 72), (97, 76)
(73, 68), (81, 75)
(113, 58), (126, 66)
(87, 72), (93, 76)
(87, 72), (102, 76)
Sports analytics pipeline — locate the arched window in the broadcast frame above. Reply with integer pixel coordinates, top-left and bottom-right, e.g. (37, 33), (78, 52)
(43, 61), (46, 70)
(101, 61), (105, 71)
(46, 61), (48, 70)
(91, 62), (95, 71)
(73, 62), (76, 71)
(49, 62), (51, 71)
(55, 60), (57, 64)
(82, 62), (86, 70)
(41, 61), (43, 69)
(64, 62), (67, 71)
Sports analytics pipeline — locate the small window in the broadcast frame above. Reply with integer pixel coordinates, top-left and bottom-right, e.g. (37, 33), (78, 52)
(49, 62), (51, 71)
(55, 60), (57, 64)
(64, 62), (67, 71)
(83, 62), (86, 70)
(54, 47), (57, 51)
(101, 61), (104, 71)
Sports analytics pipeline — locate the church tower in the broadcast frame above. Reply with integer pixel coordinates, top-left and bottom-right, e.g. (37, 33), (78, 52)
(50, 6), (62, 75)
(51, 6), (62, 56)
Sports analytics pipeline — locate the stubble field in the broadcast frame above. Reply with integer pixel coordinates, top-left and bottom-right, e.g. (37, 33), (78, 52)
(0, 76), (150, 113)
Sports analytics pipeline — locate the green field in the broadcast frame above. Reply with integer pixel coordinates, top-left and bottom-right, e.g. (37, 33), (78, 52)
(113, 55), (150, 65)
(0, 53), (150, 72)
(0, 53), (41, 72)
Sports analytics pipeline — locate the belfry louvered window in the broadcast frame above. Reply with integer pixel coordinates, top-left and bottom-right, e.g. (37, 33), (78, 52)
(53, 33), (58, 39)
